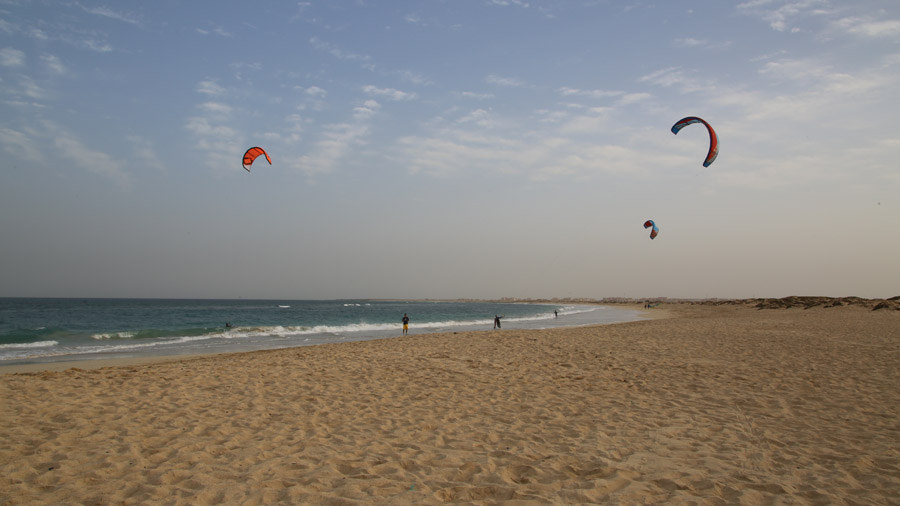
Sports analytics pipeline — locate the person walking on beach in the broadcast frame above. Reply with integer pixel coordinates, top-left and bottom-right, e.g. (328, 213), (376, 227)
(402, 313), (410, 335)
(493, 315), (503, 329)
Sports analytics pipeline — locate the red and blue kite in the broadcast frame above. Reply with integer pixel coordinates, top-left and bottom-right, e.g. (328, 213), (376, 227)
(671, 117), (718, 167)
(644, 220), (659, 240)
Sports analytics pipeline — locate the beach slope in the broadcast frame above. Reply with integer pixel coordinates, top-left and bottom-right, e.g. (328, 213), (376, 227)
(2, 303), (899, 504)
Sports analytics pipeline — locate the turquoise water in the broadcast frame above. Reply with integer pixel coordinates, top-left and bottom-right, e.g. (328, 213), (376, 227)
(0, 298), (643, 365)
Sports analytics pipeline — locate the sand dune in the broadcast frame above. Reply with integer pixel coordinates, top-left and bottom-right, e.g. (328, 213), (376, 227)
(2, 303), (899, 504)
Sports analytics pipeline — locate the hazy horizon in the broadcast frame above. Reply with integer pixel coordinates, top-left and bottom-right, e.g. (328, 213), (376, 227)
(2, 1), (898, 300)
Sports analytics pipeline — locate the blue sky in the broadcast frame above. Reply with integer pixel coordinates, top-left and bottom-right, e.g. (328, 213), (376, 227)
(1, 0), (898, 299)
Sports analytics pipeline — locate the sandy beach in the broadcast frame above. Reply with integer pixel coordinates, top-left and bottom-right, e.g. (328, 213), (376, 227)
(2, 302), (898, 505)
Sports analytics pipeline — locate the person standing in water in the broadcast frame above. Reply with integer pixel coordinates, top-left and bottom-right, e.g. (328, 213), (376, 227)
(402, 313), (410, 335)
(493, 315), (503, 329)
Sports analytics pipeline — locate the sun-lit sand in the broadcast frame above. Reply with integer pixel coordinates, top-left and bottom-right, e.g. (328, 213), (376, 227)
(2, 301), (899, 505)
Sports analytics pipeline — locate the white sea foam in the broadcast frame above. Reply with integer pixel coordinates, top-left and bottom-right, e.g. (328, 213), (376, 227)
(91, 331), (137, 340)
(33, 334), (225, 358)
(78, 336), (206, 354)
(216, 306), (599, 337)
(0, 340), (58, 350)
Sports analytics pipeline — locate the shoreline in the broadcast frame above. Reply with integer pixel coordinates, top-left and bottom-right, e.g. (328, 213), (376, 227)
(0, 303), (659, 375)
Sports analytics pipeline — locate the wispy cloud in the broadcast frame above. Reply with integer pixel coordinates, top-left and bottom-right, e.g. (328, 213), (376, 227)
(82, 38), (113, 53)
(558, 87), (623, 99)
(737, 1), (900, 40)
(309, 36), (371, 62)
(198, 101), (233, 117)
(488, 0), (530, 7)
(833, 17), (900, 38)
(768, 59), (887, 106)
(290, 2), (317, 23)
(486, 74), (526, 87)
(27, 28), (48, 41)
(41, 54), (66, 74)
(638, 67), (715, 94)
(394, 121), (653, 181)
(557, 106), (614, 135)
(735, 0), (899, 41)
(0, 127), (43, 162)
(293, 100), (381, 176)
(756, 56), (888, 98)
(354, 100), (380, 121)
(44, 121), (131, 186)
(395, 129), (528, 178)
(185, 81), (241, 171)
(674, 37), (707, 47)
(456, 108), (492, 126)
(758, 57), (832, 82)
(399, 70), (432, 86)
(393, 103), (658, 181)
(616, 92), (652, 106)
(535, 107), (571, 124)
(127, 136), (167, 172)
(78, 4), (142, 26)
(404, 13), (427, 26)
(362, 85), (417, 101)
(184, 111), (241, 172)
(2, 122), (133, 186)
(736, 0), (826, 32)
(12, 75), (49, 101)
(293, 86), (328, 111)
(55, 136), (129, 186)
(673, 37), (733, 50)
(279, 113), (306, 144)
(456, 91), (495, 100)
(196, 23), (232, 37)
(1, 13), (111, 53)
(229, 61), (262, 81)
(304, 86), (327, 98)
(0, 47), (25, 66)
(184, 116), (238, 139)
(196, 80), (226, 96)
(750, 49), (789, 62)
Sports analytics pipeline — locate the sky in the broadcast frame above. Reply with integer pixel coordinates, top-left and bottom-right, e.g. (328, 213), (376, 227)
(1, 0), (898, 300)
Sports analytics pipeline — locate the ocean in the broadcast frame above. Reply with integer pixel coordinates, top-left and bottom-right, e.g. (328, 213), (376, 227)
(0, 298), (644, 366)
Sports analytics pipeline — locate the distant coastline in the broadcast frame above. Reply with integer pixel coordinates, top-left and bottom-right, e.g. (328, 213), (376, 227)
(375, 295), (900, 310)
